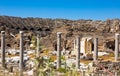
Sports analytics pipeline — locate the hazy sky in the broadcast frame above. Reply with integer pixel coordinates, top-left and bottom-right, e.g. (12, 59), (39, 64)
(0, 0), (120, 20)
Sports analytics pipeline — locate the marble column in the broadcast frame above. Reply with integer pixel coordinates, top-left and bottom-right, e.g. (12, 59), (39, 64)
(76, 36), (80, 69)
(1, 31), (5, 68)
(94, 37), (98, 61)
(57, 32), (62, 69)
(19, 31), (24, 76)
(74, 39), (76, 51)
(82, 71), (85, 76)
(115, 72), (118, 76)
(37, 34), (40, 57)
(115, 33), (119, 62)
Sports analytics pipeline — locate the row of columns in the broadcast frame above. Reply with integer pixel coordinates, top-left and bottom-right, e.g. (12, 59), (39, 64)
(0, 31), (120, 73)
(56, 33), (82, 69)
(1, 31), (41, 66)
(1, 31), (24, 76)
(0, 31), (41, 76)
(56, 32), (98, 69)
(93, 33), (120, 62)
(56, 32), (120, 69)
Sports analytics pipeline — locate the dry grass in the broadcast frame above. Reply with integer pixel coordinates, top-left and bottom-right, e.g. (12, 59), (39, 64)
(81, 59), (92, 65)
(98, 53), (115, 61)
(28, 53), (36, 58)
(50, 55), (57, 62)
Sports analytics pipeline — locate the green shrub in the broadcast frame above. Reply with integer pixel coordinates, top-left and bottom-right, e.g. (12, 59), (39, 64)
(57, 68), (67, 73)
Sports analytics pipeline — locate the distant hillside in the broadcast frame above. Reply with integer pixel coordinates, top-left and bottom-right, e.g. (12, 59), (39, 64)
(0, 16), (119, 51)
(0, 16), (120, 33)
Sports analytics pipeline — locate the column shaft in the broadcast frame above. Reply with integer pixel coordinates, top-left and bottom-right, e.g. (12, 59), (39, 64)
(19, 31), (24, 73)
(74, 39), (76, 51)
(94, 38), (98, 61)
(1, 31), (5, 68)
(37, 34), (40, 57)
(57, 32), (62, 69)
(115, 33), (119, 62)
(76, 36), (80, 69)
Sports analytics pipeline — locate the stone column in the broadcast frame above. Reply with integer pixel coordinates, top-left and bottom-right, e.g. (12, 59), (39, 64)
(19, 31), (24, 76)
(1, 31), (5, 68)
(103, 42), (106, 51)
(94, 37), (98, 61)
(89, 42), (92, 54)
(36, 34), (40, 57)
(57, 32), (62, 69)
(115, 33), (119, 62)
(74, 39), (76, 51)
(115, 72), (118, 76)
(84, 39), (87, 55)
(76, 36), (80, 69)
(63, 38), (67, 54)
(82, 71), (85, 76)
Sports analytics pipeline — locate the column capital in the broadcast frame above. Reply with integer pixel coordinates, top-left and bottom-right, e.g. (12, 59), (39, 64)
(115, 33), (119, 35)
(76, 36), (80, 38)
(19, 31), (24, 34)
(94, 37), (98, 39)
(57, 32), (62, 35)
(115, 33), (119, 36)
(1, 31), (5, 34)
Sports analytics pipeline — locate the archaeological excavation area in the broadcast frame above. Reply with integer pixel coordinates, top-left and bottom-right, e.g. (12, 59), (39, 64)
(0, 30), (120, 76)
(0, 16), (120, 76)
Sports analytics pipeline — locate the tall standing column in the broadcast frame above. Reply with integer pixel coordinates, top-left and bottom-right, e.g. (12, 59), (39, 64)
(57, 32), (62, 69)
(76, 36), (80, 69)
(82, 71), (85, 76)
(19, 31), (24, 76)
(115, 33), (119, 62)
(37, 34), (40, 57)
(94, 37), (98, 61)
(74, 39), (76, 51)
(89, 42), (92, 54)
(1, 31), (5, 68)
(115, 72), (118, 76)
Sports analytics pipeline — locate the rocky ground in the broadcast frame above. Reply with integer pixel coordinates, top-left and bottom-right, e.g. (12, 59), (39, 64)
(0, 47), (119, 76)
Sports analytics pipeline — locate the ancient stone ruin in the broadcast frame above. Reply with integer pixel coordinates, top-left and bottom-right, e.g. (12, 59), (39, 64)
(0, 16), (120, 76)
